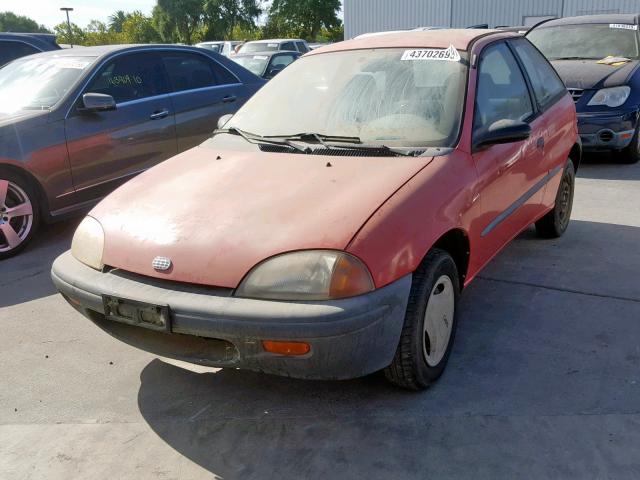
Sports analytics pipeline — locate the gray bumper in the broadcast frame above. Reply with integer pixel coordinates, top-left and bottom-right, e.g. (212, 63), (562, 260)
(51, 251), (412, 380)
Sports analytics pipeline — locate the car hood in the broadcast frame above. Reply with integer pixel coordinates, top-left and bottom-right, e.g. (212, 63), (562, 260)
(92, 145), (433, 288)
(550, 59), (640, 89)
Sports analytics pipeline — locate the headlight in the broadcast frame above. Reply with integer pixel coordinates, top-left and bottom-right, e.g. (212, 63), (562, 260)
(588, 86), (631, 107)
(71, 216), (105, 270)
(235, 250), (375, 301)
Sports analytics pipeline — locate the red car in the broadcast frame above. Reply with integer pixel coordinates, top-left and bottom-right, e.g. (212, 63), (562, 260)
(52, 30), (579, 390)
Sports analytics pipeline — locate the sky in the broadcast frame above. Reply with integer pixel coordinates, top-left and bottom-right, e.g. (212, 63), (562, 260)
(5, 0), (158, 29)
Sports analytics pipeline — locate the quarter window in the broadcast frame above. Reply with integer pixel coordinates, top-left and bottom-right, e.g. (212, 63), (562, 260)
(162, 52), (237, 91)
(474, 43), (534, 134)
(511, 39), (566, 107)
(85, 52), (168, 103)
(281, 41), (296, 51)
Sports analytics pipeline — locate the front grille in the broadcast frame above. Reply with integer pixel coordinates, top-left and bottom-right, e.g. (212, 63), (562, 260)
(568, 88), (584, 103)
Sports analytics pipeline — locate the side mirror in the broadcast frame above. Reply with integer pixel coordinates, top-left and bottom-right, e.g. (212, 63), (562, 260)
(265, 65), (285, 79)
(81, 93), (116, 113)
(218, 113), (233, 129)
(473, 120), (532, 150)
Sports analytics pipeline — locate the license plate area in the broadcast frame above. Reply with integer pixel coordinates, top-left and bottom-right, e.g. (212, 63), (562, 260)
(102, 295), (171, 332)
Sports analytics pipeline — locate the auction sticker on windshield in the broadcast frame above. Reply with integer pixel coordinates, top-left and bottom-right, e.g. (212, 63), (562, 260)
(401, 45), (461, 62)
(610, 24), (638, 30)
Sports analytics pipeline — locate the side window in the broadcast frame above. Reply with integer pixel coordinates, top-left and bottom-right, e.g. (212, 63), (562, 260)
(211, 61), (238, 85)
(281, 41), (296, 51)
(85, 52), (168, 104)
(0, 41), (39, 66)
(271, 54), (296, 68)
(474, 43), (534, 134)
(511, 39), (566, 108)
(162, 52), (217, 92)
(295, 41), (309, 53)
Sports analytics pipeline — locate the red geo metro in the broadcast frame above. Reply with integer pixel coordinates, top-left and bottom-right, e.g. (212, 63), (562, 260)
(52, 29), (579, 390)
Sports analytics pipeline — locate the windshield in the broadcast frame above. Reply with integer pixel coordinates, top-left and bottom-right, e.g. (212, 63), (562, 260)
(227, 48), (468, 148)
(0, 55), (94, 113)
(242, 42), (280, 53)
(528, 24), (640, 60)
(233, 55), (269, 76)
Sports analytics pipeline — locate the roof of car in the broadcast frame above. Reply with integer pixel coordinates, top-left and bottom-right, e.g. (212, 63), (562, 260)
(234, 50), (300, 57)
(0, 32), (60, 51)
(309, 29), (513, 55)
(22, 44), (213, 60)
(246, 39), (305, 43)
(535, 14), (640, 28)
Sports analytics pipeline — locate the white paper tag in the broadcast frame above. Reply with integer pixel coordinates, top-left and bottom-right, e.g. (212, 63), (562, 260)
(254, 55), (268, 60)
(610, 24), (638, 30)
(401, 44), (461, 62)
(56, 59), (92, 69)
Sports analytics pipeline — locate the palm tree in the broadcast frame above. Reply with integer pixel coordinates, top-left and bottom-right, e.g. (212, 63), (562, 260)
(109, 10), (128, 33)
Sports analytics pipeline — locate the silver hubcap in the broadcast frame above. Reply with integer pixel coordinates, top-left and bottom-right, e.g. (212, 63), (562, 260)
(0, 179), (33, 253)
(423, 275), (455, 367)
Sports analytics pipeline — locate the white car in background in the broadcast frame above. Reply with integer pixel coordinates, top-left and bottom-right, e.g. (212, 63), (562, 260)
(195, 41), (244, 57)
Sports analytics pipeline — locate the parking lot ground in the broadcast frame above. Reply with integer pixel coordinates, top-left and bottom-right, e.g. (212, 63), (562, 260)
(1, 155), (640, 480)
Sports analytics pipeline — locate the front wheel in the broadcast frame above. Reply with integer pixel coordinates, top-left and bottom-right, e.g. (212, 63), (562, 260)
(535, 161), (575, 239)
(384, 249), (460, 390)
(0, 172), (40, 260)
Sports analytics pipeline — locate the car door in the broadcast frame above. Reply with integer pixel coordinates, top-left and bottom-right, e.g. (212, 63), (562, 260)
(472, 42), (547, 256)
(160, 50), (246, 152)
(510, 38), (573, 205)
(64, 51), (177, 198)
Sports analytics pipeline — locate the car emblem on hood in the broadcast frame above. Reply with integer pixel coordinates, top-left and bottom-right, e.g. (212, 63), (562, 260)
(152, 256), (172, 271)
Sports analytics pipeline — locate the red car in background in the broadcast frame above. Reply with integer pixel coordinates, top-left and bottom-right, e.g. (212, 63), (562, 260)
(52, 29), (579, 390)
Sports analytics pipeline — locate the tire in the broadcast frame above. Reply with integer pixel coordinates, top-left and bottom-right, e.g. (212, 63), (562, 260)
(384, 249), (460, 390)
(535, 161), (575, 239)
(620, 124), (640, 164)
(0, 171), (40, 260)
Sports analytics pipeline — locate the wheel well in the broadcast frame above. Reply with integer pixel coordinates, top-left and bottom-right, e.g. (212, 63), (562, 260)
(432, 229), (470, 289)
(0, 164), (49, 217)
(569, 143), (581, 172)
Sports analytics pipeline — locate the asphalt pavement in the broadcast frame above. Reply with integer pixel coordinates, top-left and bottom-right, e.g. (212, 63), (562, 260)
(1, 154), (639, 479)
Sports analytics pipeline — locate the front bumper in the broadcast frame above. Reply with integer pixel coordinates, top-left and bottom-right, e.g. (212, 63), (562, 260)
(577, 110), (639, 151)
(51, 251), (412, 380)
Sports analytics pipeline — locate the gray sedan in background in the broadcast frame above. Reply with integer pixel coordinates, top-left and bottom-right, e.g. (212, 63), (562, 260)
(0, 44), (264, 259)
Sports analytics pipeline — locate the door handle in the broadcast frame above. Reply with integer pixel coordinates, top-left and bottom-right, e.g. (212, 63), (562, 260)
(150, 109), (170, 120)
(222, 95), (237, 103)
(536, 137), (545, 150)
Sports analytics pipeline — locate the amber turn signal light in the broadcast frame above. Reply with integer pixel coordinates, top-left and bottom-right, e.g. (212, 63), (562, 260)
(262, 340), (311, 356)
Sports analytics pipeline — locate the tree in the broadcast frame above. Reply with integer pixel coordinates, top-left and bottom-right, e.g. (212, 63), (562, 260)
(265, 0), (341, 41)
(109, 10), (129, 33)
(153, 0), (205, 44)
(53, 21), (86, 45)
(0, 11), (51, 33)
(202, 0), (262, 40)
(122, 11), (161, 43)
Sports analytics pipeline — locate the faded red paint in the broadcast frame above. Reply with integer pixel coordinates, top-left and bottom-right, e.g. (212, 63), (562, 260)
(91, 31), (578, 290)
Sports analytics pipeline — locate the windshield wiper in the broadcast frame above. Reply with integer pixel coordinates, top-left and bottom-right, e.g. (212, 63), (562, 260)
(218, 127), (309, 154)
(266, 133), (363, 145)
(265, 133), (418, 155)
(549, 56), (599, 61)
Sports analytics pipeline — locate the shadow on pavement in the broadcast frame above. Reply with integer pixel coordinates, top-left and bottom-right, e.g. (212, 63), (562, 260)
(0, 219), (78, 308)
(136, 222), (640, 479)
(577, 152), (640, 181)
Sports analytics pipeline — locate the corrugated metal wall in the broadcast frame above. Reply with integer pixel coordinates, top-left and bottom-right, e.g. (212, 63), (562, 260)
(344, 0), (640, 38)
